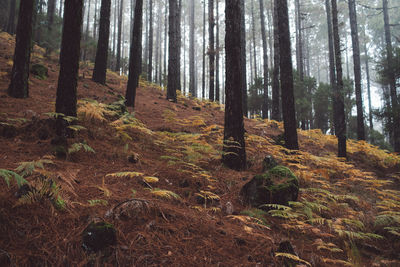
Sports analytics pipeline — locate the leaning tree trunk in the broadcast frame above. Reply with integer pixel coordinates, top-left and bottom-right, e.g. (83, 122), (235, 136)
(240, 0), (247, 117)
(148, 0), (153, 82)
(348, 0), (365, 141)
(125, 0), (143, 107)
(116, 0), (124, 73)
(56, 0), (84, 118)
(331, 0), (346, 157)
(271, 0), (280, 121)
(259, 0), (269, 119)
(208, 0), (215, 101)
(277, 0), (299, 150)
(223, 0), (246, 171)
(6, 0), (16, 35)
(8, 0), (35, 99)
(92, 0), (111, 85)
(167, 0), (179, 102)
(189, 0), (195, 97)
(383, 0), (400, 152)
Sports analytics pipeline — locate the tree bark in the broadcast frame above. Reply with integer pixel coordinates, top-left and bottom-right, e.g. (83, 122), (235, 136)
(167, 0), (179, 102)
(189, 0), (196, 97)
(348, 0), (365, 141)
(116, 0), (123, 72)
(223, 0), (246, 171)
(83, 0), (91, 61)
(271, 0), (280, 121)
(277, 0), (299, 150)
(259, 0), (269, 119)
(125, 0), (143, 107)
(56, 0), (84, 117)
(163, 0), (168, 88)
(208, 0), (215, 101)
(383, 0), (400, 152)
(8, 0), (35, 98)
(325, 0), (336, 133)
(240, 0), (247, 117)
(331, 0), (346, 157)
(92, 0), (111, 85)
(251, 0), (257, 81)
(148, 0), (153, 81)
(202, 0), (206, 99)
(215, 0), (220, 102)
(295, 0), (304, 80)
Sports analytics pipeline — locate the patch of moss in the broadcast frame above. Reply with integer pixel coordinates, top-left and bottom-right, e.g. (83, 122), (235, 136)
(30, 63), (48, 80)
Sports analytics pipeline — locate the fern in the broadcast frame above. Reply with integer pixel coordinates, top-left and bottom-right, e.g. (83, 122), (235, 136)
(143, 176), (159, 183)
(88, 199), (108, 206)
(149, 188), (181, 200)
(67, 125), (87, 132)
(106, 171), (144, 178)
(15, 159), (54, 177)
(0, 169), (27, 187)
(68, 142), (95, 154)
(274, 253), (311, 266)
(240, 209), (269, 226)
(335, 229), (384, 241)
(44, 112), (77, 123)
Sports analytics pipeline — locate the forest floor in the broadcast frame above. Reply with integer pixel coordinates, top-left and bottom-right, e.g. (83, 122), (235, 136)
(0, 31), (400, 266)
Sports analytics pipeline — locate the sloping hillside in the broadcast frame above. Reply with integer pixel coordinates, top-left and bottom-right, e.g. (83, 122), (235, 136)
(0, 32), (399, 266)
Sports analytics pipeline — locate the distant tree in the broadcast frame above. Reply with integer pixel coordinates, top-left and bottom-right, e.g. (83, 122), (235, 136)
(271, 0), (280, 121)
(202, 0), (206, 99)
(208, 0), (215, 101)
(56, 0), (84, 118)
(240, 0), (247, 117)
(92, 0), (112, 85)
(277, 0), (299, 150)
(223, 0), (246, 171)
(167, 0), (180, 102)
(314, 83), (332, 134)
(148, 0), (153, 82)
(348, 0), (365, 141)
(8, 0), (35, 99)
(116, 0), (123, 73)
(7, 0), (16, 35)
(47, 0), (56, 32)
(125, 0), (143, 107)
(259, 0), (269, 119)
(331, 0), (346, 157)
(215, 0), (220, 102)
(189, 0), (195, 97)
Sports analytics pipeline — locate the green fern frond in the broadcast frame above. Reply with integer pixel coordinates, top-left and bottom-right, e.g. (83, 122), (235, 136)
(88, 199), (108, 206)
(335, 229), (384, 241)
(16, 159), (54, 177)
(0, 169), (27, 187)
(106, 171), (144, 178)
(68, 142), (95, 154)
(149, 188), (181, 200)
(143, 176), (159, 183)
(275, 253), (311, 266)
(240, 209), (269, 226)
(260, 203), (291, 211)
(67, 125), (87, 132)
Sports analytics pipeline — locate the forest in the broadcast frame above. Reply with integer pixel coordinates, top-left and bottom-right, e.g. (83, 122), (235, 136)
(0, 0), (399, 266)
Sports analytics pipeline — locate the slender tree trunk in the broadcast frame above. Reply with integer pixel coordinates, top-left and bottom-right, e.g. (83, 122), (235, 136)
(325, 0), (336, 134)
(47, 0), (56, 32)
(177, 0), (182, 91)
(202, 0), (206, 98)
(167, 0), (179, 102)
(348, 0), (365, 140)
(155, 3), (161, 84)
(189, 0), (195, 97)
(364, 38), (373, 137)
(148, 0), (153, 81)
(208, 0), (215, 101)
(59, 0), (63, 17)
(125, 0), (143, 107)
(240, 0), (247, 117)
(8, 0), (35, 98)
(331, 0), (346, 157)
(383, 0), (400, 152)
(271, 0), (280, 121)
(251, 0), (257, 80)
(56, 0), (84, 117)
(295, 0), (304, 80)
(223, 0), (246, 171)
(116, 0), (123, 72)
(94, 0), (98, 39)
(163, 0), (168, 88)
(93, 0), (111, 85)
(83, 0), (91, 61)
(183, 20), (186, 94)
(215, 0), (220, 102)
(113, 0), (117, 61)
(277, 0), (299, 150)
(259, 0), (269, 119)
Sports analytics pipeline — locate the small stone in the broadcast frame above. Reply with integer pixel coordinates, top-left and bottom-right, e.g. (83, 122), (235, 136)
(262, 155), (278, 172)
(82, 221), (117, 253)
(225, 201), (234, 215)
(127, 153), (140, 163)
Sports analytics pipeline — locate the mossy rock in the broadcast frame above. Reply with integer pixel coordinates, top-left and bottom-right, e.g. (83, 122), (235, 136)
(82, 221), (117, 253)
(240, 166), (299, 207)
(30, 63), (48, 79)
(262, 155), (278, 172)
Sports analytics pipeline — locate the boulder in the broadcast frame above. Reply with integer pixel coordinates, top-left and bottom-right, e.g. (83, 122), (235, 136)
(262, 155), (278, 172)
(30, 63), (48, 80)
(240, 166), (299, 208)
(82, 221), (117, 253)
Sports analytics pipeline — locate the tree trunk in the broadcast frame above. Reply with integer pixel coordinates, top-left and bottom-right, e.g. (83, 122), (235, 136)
(295, 0), (303, 80)
(189, 0), (195, 97)
(259, 0), (269, 119)
(116, 0), (123, 73)
(240, 0), (247, 117)
(331, 0), (346, 157)
(148, 0), (153, 81)
(155, 3), (161, 84)
(223, 0), (246, 171)
(6, 0), (16, 35)
(112, 0), (117, 61)
(167, 0), (179, 102)
(125, 0), (143, 107)
(208, 0), (215, 101)
(92, 0), (111, 85)
(277, 0), (299, 150)
(59, 0), (63, 17)
(94, 0), (98, 39)
(56, 0), (84, 117)
(83, 0), (91, 61)
(348, 0), (365, 140)
(363, 35), (373, 138)
(325, 0), (336, 133)
(8, 0), (35, 98)
(215, 0), (220, 102)
(251, 0), (257, 81)
(271, 0), (280, 121)
(47, 0), (56, 32)
(202, 0), (206, 99)
(383, 0), (400, 152)
(163, 0), (168, 88)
